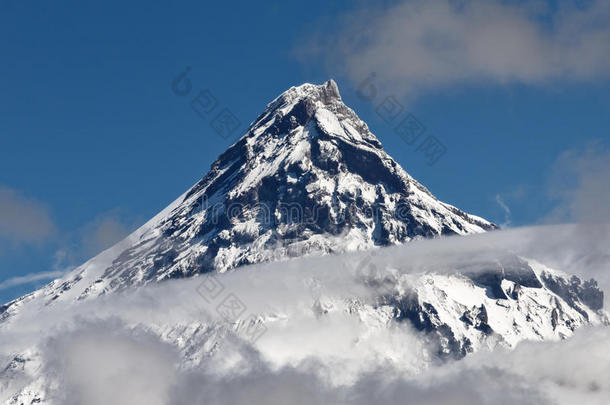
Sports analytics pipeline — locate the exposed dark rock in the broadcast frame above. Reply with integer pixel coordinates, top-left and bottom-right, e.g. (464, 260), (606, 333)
(460, 304), (493, 335)
(502, 256), (542, 288)
(463, 255), (542, 300)
(551, 308), (559, 330)
(541, 272), (604, 312)
(390, 294), (472, 359)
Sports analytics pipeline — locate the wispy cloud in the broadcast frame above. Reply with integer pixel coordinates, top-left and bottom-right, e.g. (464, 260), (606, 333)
(0, 269), (66, 291)
(0, 186), (55, 244)
(495, 194), (512, 228)
(303, 0), (610, 99)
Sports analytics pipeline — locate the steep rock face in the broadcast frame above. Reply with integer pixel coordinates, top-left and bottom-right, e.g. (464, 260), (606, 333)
(461, 256), (542, 300)
(384, 259), (606, 359)
(120, 79), (495, 286)
(540, 272), (604, 313)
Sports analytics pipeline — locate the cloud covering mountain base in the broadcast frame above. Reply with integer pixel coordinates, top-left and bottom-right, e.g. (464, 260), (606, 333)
(1, 223), (608, 404)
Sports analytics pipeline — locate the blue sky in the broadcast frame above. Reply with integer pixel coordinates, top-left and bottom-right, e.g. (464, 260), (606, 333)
(1, 0), (609, 303)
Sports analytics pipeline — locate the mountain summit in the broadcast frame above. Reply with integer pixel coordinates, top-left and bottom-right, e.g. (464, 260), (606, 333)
(2, 80), (500, 311)
(177, 79), (496, 269)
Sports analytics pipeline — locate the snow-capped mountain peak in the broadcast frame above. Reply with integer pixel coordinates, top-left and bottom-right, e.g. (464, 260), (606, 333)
(2, 79), (498, 316)
(0, 80), (607, 405)
(107, 80), (496, 285)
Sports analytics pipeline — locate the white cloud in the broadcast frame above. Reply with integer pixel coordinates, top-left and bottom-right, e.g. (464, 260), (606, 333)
(25, 315), (610, 405)
(42, 321), (179, 405)
(303, 0), (610, 98)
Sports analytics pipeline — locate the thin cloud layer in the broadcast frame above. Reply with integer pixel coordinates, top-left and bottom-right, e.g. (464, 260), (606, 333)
(304, 0), (610, 98)
(0, 270), (67, 291)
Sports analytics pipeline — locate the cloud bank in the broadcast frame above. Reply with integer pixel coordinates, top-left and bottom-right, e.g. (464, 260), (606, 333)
(0, 220), (609, 404)
(304, 0), (610, 98)
(13, 295), (610, 405)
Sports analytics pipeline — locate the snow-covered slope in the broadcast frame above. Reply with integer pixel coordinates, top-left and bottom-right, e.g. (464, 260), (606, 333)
(387, 258), (606, 358)
(1, 79), (495, 319)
